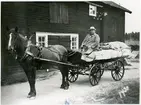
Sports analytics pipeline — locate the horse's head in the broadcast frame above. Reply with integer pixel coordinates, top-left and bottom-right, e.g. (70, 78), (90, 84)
(7, 27), (20, 51)
(7, 27), (28, 53)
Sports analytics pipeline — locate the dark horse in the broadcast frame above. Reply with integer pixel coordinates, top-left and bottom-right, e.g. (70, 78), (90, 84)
(7, 27), (69, 98)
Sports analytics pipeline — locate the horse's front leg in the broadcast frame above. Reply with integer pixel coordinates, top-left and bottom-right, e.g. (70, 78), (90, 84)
(24, 65), (36, 98)
(27, 67), (36, 98)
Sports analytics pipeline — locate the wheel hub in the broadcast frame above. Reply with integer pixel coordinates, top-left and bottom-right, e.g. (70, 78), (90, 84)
(70, 71), (75, 76)
(115, 66), (120, 74)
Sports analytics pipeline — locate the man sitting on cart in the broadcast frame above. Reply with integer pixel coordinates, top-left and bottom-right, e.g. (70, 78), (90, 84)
(80, 26), (100, 54)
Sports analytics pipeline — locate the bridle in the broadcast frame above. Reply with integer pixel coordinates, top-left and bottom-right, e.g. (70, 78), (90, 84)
(8, 32), (29, 62)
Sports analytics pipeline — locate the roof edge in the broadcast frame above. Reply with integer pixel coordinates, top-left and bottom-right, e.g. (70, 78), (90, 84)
(99, 1), (132, 14)
(84, 1), (103, 8)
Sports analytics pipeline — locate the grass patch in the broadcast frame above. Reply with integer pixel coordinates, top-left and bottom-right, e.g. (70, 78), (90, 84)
(84, 78), (139, 104)
(100, 79), (139, 104)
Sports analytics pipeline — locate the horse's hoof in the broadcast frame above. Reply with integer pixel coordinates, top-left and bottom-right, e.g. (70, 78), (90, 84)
(29, 96), (36, 100)
(60, 87), (63, 89)
(64, 86), (69, 90)
(27, 94), (36, 99)
(60, 86), (64, 89)
(60, 84), (65, 89)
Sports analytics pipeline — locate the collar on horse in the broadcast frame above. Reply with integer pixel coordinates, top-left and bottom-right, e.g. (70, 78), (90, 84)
(11, 49), (26, 62)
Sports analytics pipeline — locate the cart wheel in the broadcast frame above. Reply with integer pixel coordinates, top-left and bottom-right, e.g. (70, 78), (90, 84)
(100, 64), (105, 76)
(100, 69), (104, 76)
(111, 60), (125, 81)
(68, 68), (79, 83)
(89, 65), (101, 86)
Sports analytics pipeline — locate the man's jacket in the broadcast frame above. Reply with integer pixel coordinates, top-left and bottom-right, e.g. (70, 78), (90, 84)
(81, 33), (100, 53)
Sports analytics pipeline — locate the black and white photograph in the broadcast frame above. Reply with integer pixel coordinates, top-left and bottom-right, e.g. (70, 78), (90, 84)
(1, 0), (140, 105)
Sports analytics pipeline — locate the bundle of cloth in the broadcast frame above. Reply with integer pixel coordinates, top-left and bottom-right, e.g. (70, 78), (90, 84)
(81, 41), (132, 62)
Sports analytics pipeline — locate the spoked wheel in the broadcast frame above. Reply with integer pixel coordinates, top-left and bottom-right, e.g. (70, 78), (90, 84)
(89, 65), (101, 86)
(68, 68), (79, 83)
(111, 60), (125, 81)
(100, 64), (105, 76)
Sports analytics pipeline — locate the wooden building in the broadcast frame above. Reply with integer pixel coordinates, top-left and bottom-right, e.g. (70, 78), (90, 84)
(1, 1), (131, 84)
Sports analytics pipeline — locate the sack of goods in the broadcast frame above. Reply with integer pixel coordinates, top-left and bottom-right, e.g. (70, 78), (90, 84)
(81, 41), (132, 62)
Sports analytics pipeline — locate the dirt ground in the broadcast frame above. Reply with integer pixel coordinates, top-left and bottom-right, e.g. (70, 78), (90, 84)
(1, 58), (140, 105)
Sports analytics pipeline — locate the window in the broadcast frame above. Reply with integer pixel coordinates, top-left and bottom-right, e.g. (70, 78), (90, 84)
(89, 5), (97, 17)
(38, 36), (46, 47)
(71, 36), (78, 50)
(36, 32), (79, 50)
(49, 3), (69, 24)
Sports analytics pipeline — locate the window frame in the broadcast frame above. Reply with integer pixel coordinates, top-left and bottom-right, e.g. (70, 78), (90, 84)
(89, 4), (97, 17)
(38, 36), (46, 47)
(36, 33), (48, 47)
(36, 32), (79, 50)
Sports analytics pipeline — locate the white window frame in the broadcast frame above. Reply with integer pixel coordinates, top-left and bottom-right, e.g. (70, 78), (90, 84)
(70, 34), (79, 50)
(89, 4), (97, 17)
(36, 32), (79, 50)
(36, 32), (48, 47)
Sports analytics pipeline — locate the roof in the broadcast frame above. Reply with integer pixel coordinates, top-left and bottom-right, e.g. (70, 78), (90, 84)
(84, 1), (103, 8)
(99, 1), (132, 13)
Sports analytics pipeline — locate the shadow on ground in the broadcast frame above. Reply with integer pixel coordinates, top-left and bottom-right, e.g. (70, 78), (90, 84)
(1, 69), (58, 86)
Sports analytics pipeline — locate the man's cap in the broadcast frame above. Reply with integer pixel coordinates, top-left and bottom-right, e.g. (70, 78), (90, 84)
(89, 26), (96, 30)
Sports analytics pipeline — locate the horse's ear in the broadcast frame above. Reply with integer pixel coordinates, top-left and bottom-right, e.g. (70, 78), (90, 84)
(6, 26), (9, 31)
(15, 27), (18, 32)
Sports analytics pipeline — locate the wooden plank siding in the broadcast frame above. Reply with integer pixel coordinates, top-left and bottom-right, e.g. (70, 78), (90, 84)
(103, 7), (125, 42)
(95, 2), (125, 42)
